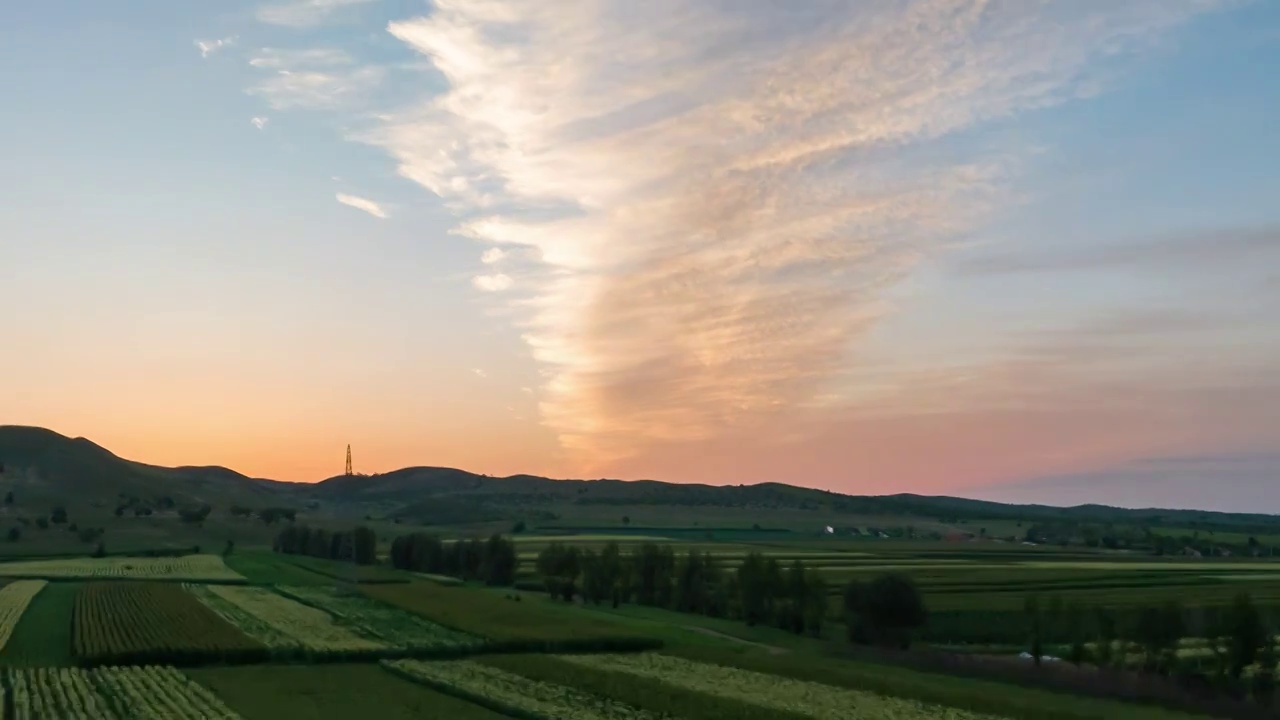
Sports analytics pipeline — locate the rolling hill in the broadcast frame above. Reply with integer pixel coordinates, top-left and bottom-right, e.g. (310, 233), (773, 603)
(3, 425), (1279, 537)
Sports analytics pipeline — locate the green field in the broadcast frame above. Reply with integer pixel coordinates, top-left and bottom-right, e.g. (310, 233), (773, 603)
(0, 540), (1263, 717)
(190, 664), (512, 720)
(0, 581), (76, 666)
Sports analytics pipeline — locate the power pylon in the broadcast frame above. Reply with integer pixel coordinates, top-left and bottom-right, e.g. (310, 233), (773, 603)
(345, 444), (353, 476)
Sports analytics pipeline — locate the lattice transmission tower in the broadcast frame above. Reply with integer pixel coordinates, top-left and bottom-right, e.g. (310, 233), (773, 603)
(345, 444), (353, 476)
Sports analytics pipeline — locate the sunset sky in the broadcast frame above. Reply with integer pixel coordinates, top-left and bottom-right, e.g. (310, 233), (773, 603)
(3, 1), (1278, 512)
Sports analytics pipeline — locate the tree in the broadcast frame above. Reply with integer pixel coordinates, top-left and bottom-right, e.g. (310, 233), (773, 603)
(622, 515), (630, 526)
(35, 517), (48, 530)
(50, 506), (68, 524)
(1064, 603), (1087, 666)
(511, 520), (526, 534)
(223, 539), (235, 557)
(5, 528), (18, 542)
(1226, 592), (1268, 680)
(178, 504), (212, 525)
(113, 506), (125, 517)
(91, 540), (106, 558)
(845, 574), (927, 649)
(3, 491), (12, 506)
(1025, 595), (1043, 666)
(536, 542), (581, 602)
(1253, 632), (1278, 708)
(1094, 607), (1117, 668)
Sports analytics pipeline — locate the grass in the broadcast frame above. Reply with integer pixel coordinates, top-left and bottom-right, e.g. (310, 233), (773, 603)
(189, 663), (511, 720)
(0, 581), (76, 666)
(223, 551), (335, 586)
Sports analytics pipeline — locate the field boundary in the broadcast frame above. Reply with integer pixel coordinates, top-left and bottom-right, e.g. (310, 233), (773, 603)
(70, 637), (665, 670)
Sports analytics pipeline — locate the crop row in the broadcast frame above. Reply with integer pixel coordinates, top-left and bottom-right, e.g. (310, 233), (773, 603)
(554, 653), (1011, 720)
(0, 555), (245, 582)
(0, 580), (46, 652)
(185, 584), (381, 652)
(275, 586), (481, 650)
(9, 666), (240, 719)
(73, 583), (264, 665)
(383, 659), (664, 720)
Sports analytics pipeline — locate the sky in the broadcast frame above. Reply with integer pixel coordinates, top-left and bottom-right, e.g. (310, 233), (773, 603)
(2, 0), (1278, 512)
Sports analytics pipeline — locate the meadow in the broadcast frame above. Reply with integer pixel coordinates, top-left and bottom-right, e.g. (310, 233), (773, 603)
(0, 532), (1270, 719)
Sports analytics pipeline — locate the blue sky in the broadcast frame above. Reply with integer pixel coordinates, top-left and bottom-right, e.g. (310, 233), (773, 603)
(2, 0), (1278, 512)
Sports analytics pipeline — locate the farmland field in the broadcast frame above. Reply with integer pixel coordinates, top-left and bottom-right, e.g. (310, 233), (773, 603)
(555, 652), (1012, 720)
(275, 585), (481, 650)
(190, 664), (510, 720)
(478, 653), (815, 720)
(73, 583), (265, 665)
(277, 554), (410, 584)
(362, 582), (658, 645)
(0, 582), (77, 666)
(0, 555), (245, 582)
(9, 665), (240, 719)
(0, 580), (46, 651)
(0, 529), (1269, 718)
(384, 658), (668, 720)
(222, 551), (333, 585)
(184, 583), (382, 653)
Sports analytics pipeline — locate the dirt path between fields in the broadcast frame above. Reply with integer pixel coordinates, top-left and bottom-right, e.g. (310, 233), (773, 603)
(681, 626), (789, 655)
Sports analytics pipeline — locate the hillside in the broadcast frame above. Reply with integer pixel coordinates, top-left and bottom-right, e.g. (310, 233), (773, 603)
(0, 426), (295, 507)
(3, 425), (1279, 542)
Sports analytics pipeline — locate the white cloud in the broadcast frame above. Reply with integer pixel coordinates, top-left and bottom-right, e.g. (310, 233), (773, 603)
(335, 193), (388, 219)
(480, 248), (507, 264)
(248, 66), (384, 111)
(256, 0), (376, 28)
(249, 48), (353, 70)
(250, 117), (270, 130)
(472, 273), (513, 292)
(472, 368), (487, 378)
(195, 37), (236, 58)
(339, 1), (1229, 467)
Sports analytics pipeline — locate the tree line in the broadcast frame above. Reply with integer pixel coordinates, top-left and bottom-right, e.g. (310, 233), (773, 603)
(534, 541), (928, 644)
(272, 525), (377, 565)
(1024, 591), (1278, 709)
(387, 532), (518, 586)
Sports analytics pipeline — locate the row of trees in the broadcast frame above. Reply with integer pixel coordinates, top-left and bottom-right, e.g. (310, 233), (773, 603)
(387, 532), (518, 586)
(1024, 591), (1279, 707)
(272, 525), (377, 565)
(536, 542), (851, 639)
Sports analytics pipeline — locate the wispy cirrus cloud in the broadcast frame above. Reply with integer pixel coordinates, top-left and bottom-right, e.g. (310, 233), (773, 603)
(246, 46), (383, 111)
(344, 0), (1229, 469)
(248, 48), (354, 70)
(335, 193), (388, 219)
(250, 117), (270, 130)
(958, 225), (1280, 275)
(195, 36), (236, 58)
(256, 0), (377, 28)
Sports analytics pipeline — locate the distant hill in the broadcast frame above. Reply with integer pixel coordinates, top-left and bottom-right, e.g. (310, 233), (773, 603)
(3, 425), (1279, 534)
(0, 425), (295, 507)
